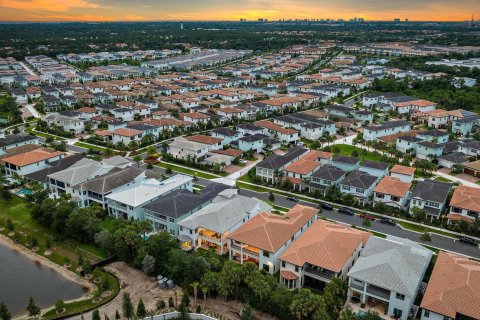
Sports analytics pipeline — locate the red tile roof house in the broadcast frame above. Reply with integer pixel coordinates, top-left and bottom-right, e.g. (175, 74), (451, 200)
(420, 252), (480, 320)
(112, 128), (144, 145)
(447, 185), (480, 224)
(283, 150), (333, 191)
(279, 220), (370, 290)
(185, 134), (223, 151)
(4, 149), (65, 177)
(373, 176), (412, 209)
(227, 204), (318, 274)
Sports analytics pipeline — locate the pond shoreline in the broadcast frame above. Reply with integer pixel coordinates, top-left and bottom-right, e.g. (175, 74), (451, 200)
(0, 234), (96, 319)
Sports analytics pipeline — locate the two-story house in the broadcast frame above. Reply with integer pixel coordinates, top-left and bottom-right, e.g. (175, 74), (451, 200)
(255, 147), (308, 183)
(178, 189), (271, 254)
(347, 236), (432, 320)
(228, 204), (318, 274)
(340, 171), (379, 205)
(373, 176), (412, 209)
(279, 220), (370, 290)
(409, 179), (452, 221)
(4, 149), (65, 177)
(308, 165), (347, 195)
(447, 185), (480, 224)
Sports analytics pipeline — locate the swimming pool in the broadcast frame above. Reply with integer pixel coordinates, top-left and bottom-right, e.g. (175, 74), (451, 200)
(15, 188), (33, 195)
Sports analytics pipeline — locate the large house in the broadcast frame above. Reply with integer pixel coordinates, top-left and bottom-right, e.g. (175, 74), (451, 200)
(409, 180), (452, 221)
(143, 183), (230, 236)
(279, 220), (370, 290)
(168, 136), (210, 160)
(4, 149), (65, 176)
(0, 133), (38, 156)
(447, 185), (480, 223)
(420, 252), (480, 320)
(228, 204), (318, 274)
(308, 165), (347, 195)
(178, 189), (271, 254)
(364, 120), (411, 141)
(347, 236), (432, 320)
(255, 147), (308, 183)
(106, 174), (193, 220)
(340, 171), (379, 205)
(373, 176), (412, 209)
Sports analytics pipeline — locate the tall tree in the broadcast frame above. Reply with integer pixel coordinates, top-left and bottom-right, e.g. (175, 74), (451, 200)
(92, 309), (100, 320)
(26, 298), (41, 320)
(0, 302), (11, 320)
(136, 299), (146, 319)
(122, 293), (134, 320)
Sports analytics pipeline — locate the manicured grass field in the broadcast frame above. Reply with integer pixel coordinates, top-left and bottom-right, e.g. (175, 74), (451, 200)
(333, 144), (383, 162)
(155, 162), (220, 179)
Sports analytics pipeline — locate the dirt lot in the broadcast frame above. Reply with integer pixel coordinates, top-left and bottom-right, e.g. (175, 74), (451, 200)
(67, 262), (277, 320)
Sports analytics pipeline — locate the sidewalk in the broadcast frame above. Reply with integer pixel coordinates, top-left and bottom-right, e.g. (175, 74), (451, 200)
(435, 170), (478, 188)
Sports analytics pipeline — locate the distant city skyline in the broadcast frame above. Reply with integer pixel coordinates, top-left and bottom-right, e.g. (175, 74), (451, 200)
(0, 0), (478, 22)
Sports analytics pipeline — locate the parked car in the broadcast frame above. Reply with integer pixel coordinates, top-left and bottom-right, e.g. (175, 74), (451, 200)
(459, 236), (477, 246)
(359, 213), (376, 221)
(318, 202), (333, 211)
(380, 218), (396, 226)
(287, 197), (299, 202)
(338, 207), (355, 216)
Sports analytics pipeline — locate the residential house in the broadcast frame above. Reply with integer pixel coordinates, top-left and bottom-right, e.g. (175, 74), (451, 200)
(420, 252), (480, 320)
(178, 189), (271, 254)
(185, 135), (223, 152)
(0, 133), (38, 156)
(359, 160), (390, 178)
(458, 140), (480, 157)
(283, 150), (333, 190)
(24, 154), (84, 188)
(168, 136), (210, 160)
(4, 149), (65, 176)
(340, 171), (379, 205)
(308, 165), (347, 195)
(143, 183), (230, 236)
(390, 165), (415, 183)
(373, 176), (412, 209)
(417, 130), (449, 144)
(279, 220), (371, 290)
(211, 127), (241, 146)
(447, 185), (480, 223)
(409, 180), (452, 221)
(112, 128), (144, 145)
(255, 147), (308, 183)
(228, 204), (318, 273)
(364, 121), (412, 141)
(106, 174), (193, 220)
(347, 236), (432, 320)
(331, 155), (360, 171)
(43, 112), (85, 134)
(438, 152), (468, 169)
(452, 115), (480, 136)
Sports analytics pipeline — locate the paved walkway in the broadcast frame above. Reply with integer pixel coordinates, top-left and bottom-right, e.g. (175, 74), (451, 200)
(19, 61), (36, 76)
(435, 170), (479, 188)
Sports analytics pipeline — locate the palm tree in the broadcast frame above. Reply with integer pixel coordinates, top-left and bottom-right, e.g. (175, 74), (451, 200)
(103, 148), (114, 158)
(146, 146), (157, 159)
(201, 286), (208, 309)
(133, 155), (142, 168)
(192, 282), (199, 307)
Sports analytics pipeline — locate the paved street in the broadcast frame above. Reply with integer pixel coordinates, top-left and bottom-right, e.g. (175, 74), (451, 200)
(236, 187), (480, 259)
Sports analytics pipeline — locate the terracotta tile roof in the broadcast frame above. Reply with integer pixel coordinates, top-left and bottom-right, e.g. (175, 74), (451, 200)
(374, 176), (411, 198)
(280, 270), (298, 280)
(76, 107), (98, 113)
(280, 219), (370, 272)
(185, 134), (222, 145)
(421, 252), (480, 319)
(94, 130), (112, 137)
(254, 120), (299, 135)
(228, 204), (318, 253)
(211, 149), (243, 158)
(180, 112), (210, 120)
(283, 150), (329, 175)
(390, 164), (415, 176)
(450, 185), (480, 213)
(4, 149), (64, 167)
(113, 128), (143, 137)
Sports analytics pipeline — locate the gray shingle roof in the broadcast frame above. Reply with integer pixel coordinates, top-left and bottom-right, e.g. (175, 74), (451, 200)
(311, 165), (346, 181)
(348, 237), (432, 296)
(361, 160), (390, 171)
(178, 191), (271, 233)
(0, 134), (37, 148)
(24, 154), (84, 183)
(341, 171), (378, 189)
(143, 183), (230, 218)
(411, 179), (452, 204)
(256, 147), (308, 170)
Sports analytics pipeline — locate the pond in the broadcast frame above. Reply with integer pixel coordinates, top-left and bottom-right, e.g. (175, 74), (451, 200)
(0, 242), (86, 316)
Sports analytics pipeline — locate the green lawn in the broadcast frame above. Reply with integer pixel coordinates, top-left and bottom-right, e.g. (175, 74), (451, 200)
(333, 144), (383, 162)
(74, 142), (109, 152)
(397, 221), (458, 239)
(434, 176), (452, 183)
(25, 127), (67, 141)
(155, 162), (220, 179)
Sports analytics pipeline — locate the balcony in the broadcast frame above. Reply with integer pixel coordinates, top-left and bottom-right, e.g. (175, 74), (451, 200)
(231, 244), (259, 258)
(366, 284), (390, 301)
(304, 267), (336, 282)
(199, 230), (222, 243)
(350, 282), (364, 292)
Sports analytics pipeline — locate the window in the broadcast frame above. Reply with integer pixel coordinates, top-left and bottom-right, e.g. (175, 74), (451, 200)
(393, 309), (403, 318)
(263, 251), (270, 257)
(295, 266), (299, 272)
(424, 310), (430, 318)
(396, 293), (405, 300)
(282, 261), (285, 268)
(343, 185), (350, 191)
(356, 188), (364, 194)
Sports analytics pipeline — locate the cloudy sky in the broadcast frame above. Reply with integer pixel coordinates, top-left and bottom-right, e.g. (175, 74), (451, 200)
(0, 0), (477, 22)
